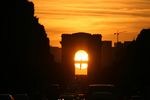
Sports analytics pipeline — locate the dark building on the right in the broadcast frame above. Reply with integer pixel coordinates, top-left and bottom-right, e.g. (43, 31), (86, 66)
(113, 28), (150, 99)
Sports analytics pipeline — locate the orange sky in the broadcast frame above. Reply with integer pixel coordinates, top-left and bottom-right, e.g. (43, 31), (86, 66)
(29, 0), (150, 47)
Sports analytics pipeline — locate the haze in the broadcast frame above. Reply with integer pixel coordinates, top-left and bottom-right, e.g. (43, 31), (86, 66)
(29, 0), (150, 47)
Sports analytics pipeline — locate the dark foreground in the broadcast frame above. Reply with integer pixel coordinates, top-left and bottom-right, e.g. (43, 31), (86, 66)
(0, 83), (143, 100)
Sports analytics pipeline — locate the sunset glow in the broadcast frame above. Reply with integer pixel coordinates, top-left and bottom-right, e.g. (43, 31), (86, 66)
(74, 50), (88, 75)
(30, 0), (150, 47)
(75, 50), (88, 61)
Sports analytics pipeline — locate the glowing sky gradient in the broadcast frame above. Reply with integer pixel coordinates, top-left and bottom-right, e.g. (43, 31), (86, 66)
(29, 0), (150, 47)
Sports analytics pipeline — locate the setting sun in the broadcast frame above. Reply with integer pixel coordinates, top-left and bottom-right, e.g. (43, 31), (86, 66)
(74, 50), (88, 75)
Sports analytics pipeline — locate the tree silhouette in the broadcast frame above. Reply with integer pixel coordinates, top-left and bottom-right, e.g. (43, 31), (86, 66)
(1, 0), (55, 94)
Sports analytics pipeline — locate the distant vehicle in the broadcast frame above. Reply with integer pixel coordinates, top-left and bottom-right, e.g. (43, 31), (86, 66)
(13, 94), (29, 100)
(87, 84), (116, 100)
(130, 95), (142, 100)
(0, 94), (14, 100)
(88, 84), (114, 93)
(58, 93), (75, 100)
(75, 93), (87, 100)
(87, 91), (115, 100)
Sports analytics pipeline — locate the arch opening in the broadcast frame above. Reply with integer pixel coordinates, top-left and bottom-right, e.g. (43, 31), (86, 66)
(74, 50), (88, 75)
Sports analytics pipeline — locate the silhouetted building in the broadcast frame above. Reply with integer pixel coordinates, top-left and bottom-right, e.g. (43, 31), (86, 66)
(117, 28), (150, 99)
(50, 47), (61, 63)
(61, 32), (102, 83)
(123, 41), (132, 48)
(101, 41), (114, 68)
(114, 42), (123, 48)
(102, 41), (112, 48)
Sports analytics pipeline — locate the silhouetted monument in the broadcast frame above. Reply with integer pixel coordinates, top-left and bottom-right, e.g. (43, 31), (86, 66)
(61, 32), (102, 83)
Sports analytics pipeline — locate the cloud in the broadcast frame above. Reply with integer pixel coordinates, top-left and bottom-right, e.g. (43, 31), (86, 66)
(35, 8), (150, 18)
(32, 0), (150, 47)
